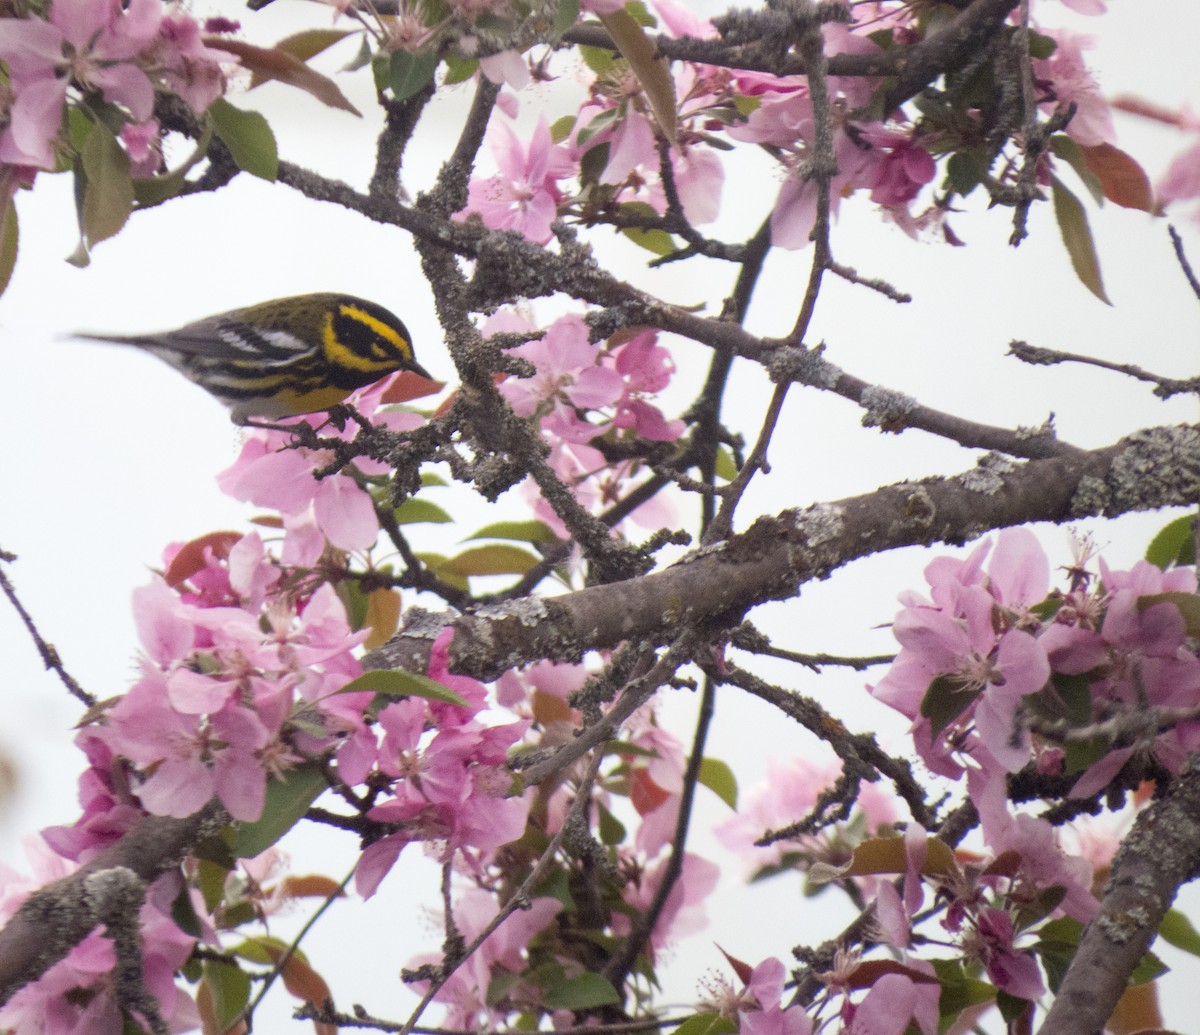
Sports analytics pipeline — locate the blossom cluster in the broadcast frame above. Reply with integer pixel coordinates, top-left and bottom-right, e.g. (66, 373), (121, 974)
(491, 311), (685, 534)
(870, 527), (1200, 791)
(0, 0), (229, 175)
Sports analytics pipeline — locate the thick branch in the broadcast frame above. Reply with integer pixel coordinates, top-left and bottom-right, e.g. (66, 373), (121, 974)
(364, 425), (1200, 679)
(1037, 755), (1200, 1035)
(0, 802), (226, 1006)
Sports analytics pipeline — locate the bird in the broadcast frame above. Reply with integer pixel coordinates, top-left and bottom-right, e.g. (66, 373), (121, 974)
(74, 293), (432, 422)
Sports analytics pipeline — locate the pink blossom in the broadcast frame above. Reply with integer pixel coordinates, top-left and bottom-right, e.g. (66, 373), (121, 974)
(479, 50), (530, 91)
(0, 0), (161, 168)
(151, 7), (229, 112)
(862, 128), (935, 207)
(218, 398), (424, 552)
(843, 964), (939, 1035)
(353, 638), (530, 896)
(1032, 30), (1115, 147)
(970, 767), (1099, 923)
(615, 852), (718, 952)
(972, 908), (1046, 1000)
(407, 889), (561, 1030)
(612, 332), (685, 441)
(731, 957), (815, 1035)
(653, 0), (718, 39)
(462, 117), (571, 243)
(120, 117), (160, 176)
(1158, 136), (1200, 217)
(0, 859), (199, 1033)
(500, 314), (624, 438)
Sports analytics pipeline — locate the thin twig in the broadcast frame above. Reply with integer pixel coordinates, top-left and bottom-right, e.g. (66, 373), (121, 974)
(1169, 224), (1200, 301)
(240, 868), (353, 1028)
(1008, 340), (1200, 400)
(0, 550), (93, 707)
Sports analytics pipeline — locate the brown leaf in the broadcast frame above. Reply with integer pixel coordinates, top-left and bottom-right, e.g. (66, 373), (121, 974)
(204, 36), (361, 116)
(1081, 143), (1154, 212)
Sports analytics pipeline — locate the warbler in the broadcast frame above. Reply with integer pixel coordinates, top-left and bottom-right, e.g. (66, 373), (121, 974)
(75, 293), (432, 422)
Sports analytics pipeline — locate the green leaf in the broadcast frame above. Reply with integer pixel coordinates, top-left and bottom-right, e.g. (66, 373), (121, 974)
(196, 856), (231, 915)
(597, 800), (627, 845)
(554, 0), (580, 32)
(1050, 672), (1094, 726)
(1160, 908), (1200, 958)
(946, 148), (988, 197)
(1036, 916), (1083, 993)
(442, 544), (539, 577)
(732, 94), (761, 118)
(202, 959), (251, 1033)
(550, 114), (576, 143)
(713, 445), (738, 481)
(209, 98), (279, 181)
(171, 880), (204, 938)
(465, 520), (557, 544)
(1051, 173), (1111, 305)
(80, 121), (133, 247)
(1129, 949), (1168, 985)
(395, 497), (453, 525)
(390, 50), (439, 101)
(577, 105), (620, 146)
(337, 668), (471, 709)
(919, 674), (979, 737)
(544, 972), (621, 1010)
(1027, 29), (1057, 59)
(419, 552), (469, 591)
(579, 44), (618, 77)
(1049, 135), (1104, 205)
(698, 757), (737, 809)
(597, 8), (676, 143)
(230, 934), (299, 965)
(1146, 515), (1195, 570)
(227, 764), (327, 859)
(931, 958), (995, 1020)
(672, 1015), (738, 1035)
(995, 988), (1033, 1024)
(338, 578), (370, 630)
(443, 52), (479, 85)
(0, 197), (17, 300)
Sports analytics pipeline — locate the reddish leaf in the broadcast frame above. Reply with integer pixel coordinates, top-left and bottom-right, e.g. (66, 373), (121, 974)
(629, 768), (671, 815)
(362, 587), (401, 650)
(378, 369), (444, 404)
(1111, 95), (1185, 127)
(277, 875), (347, 900)
(1081, 143), (1154, 212)
(531, 688), (573, 725)
(845, 958), (941, 990)
(717, 945), (755, 985)
(204, 36), (361, 116)
(246, 28), (357, 89)
(164, 531), (244, 587)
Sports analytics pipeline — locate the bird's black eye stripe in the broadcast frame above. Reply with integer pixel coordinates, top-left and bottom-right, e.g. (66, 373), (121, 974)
(332, 305), (411, 362)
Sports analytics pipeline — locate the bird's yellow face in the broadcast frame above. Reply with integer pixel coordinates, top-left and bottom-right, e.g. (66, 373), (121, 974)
(320, 300), (423, 386)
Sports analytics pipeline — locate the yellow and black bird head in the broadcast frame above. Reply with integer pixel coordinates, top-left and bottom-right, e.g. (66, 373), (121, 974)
(75, 292), (431, 422)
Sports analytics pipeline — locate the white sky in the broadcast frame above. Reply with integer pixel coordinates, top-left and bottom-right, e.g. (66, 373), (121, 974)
(1, 0), (1199, 1030)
